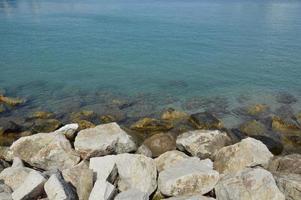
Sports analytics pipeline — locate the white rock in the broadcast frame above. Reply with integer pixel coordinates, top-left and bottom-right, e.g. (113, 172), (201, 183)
(176, 130), (231, 159)
(10, 132), (80, 171)
(274, 173), (301, 200)
(89, 180), (116, 200)
(0, 158), (34, 190)
(0, 181), (12, 200)
(74, 123), (137, 158)
(164, 195), (215, 200)
(44, 171), (78, 200)
(154, 150), (189, 172)
(114, 189), (148, 200)
(12, 170), (46, 200)
(89, 154), (157, 195)
(136, 144), (153, 158)
(214, 137), (273, 174)
(215, 167), (285, 200)
(54, 123), (79, 139)
(158, 157), (219, 197)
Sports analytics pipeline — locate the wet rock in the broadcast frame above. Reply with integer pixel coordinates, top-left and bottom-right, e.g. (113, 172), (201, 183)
(130, 118), (173, 133)
(163, 195), (215, 200)
(89, 180), (116, 200)
(268, 154), (301, 174)
(0, 95), (25, 107)
(239, 120), (268, 137)
(44, 171), (78, 200)
(62, 161), (93, 200)
(10, 132), (80, 171)
(176, 130), (231, 159)
(54, 123), (78, 140)
(0, 104), (7, 114)
(154, 150), (189, 172)
(158, 158), (219, 197)
(252, 135), (283, 155)
(227, 128), (246, 143)
(115, 189), (148, 200)
(272, 116), (300, 134)
(161, 108), (188, 122)
(189, 112), (222, 130)
(143, 133), (176, 157)
(12, 170), (46, 200)
(214, 138), (273, 174)
(70, 110), (96, 122)
(247, 104), (269, 116)
(0, 180), (12, 200)
(29, 111), (55, 120)
(100, 115), (116, 124)
(276, 92), (297, 104)
(136, 144), (153, 158)
(74, 122), (137, 158)
(0, 159), (10, 173)
(31, 119), (62, 133)
(215, 167), (285, 200)
(0, 158), (34, 190)
(273, 173), (301, 200)
(75, 120), (95, 130)
(0, 131), (32, 147)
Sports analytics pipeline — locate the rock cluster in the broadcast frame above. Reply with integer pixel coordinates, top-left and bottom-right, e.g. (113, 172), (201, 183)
(0, 121), (298, 200)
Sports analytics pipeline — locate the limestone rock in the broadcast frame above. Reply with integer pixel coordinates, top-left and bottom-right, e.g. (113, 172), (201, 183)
(130, 118), (173, 132)
(214, 137), (273, 174)
(274, 173), (301, 200)
(251, 135), (283, 155)
(163, 195), (215, 200)
(154, 150), (189, 172)
(62, 161), (93, 200)
(158, 158), (219, 196)
(136, 144), (153, 157)
(12, 170), (46, 200)
(0, 180), (12, 200)
(0, 159), (10, 173)
(189, 112), (222, 130)
(143, 133), (176, 157)
(54, 123), (79, 140)
(268, 154), (301, 174)
(88, 180), (116, 200)
(115, 189), (148, 200)
(89, 155), (117, 182)
(215, 168), (285, 200)
(44, 171), (78, 200)
(10, 132), (80, 171)
(176, 130), (231, 159)
(74, 122), (137, 158)
(0, 146), (13, 162)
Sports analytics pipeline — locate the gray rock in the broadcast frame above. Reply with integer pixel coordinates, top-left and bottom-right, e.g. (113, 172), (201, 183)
(158, 157), (219, 197)
(154, 150), (189, 172)
(114, 189), (148, 200)
(274, 173), (301, 200)
(88, 180), (116, 200)
(44, 171), (78, 200)
(268, 154), (301, 174)
(12, 170), (46, 200)
(163, 195), (215, 200)
(214, 137), (273, 174)
(89, 155), (118, 182)
(54, 123), (79, 140)
(0, 146), (13, 162)
(136, 144), (152, 158)
(0, 159), (10, 173)
(74, 123), (137, 158)
(215, 168), (285, 200)
(176, 130), (231, 159)
(0, 180), (12, 200)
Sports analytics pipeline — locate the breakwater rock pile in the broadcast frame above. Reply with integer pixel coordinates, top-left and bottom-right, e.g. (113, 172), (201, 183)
(0, 121), (300, 200)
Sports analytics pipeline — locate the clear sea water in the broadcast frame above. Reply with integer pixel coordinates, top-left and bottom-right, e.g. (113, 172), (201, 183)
(1, 0), (301, 126)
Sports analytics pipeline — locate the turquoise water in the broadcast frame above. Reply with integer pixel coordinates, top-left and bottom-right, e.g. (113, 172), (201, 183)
(1, 0), (301, 125)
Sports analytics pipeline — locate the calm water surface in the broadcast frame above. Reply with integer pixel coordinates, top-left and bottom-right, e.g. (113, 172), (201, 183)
(1, 0), (301, 126)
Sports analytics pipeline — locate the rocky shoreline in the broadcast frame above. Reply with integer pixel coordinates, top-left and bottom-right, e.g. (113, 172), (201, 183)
(0, 120), (300, 200)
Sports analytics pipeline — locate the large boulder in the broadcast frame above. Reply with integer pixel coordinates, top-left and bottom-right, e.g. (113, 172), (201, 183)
(189, 112), (222, 130)
(89, 154), (157, 195)
(268, 154), (301, 174)
(44, 171), (78, 200)
(62, 161), (93, 200)
(158, 158), (219, 197)
(10, 132), (80, 171)
(176, 130), (231, 159)
(12, 170), (46, 200)
(88, 180), (116, 200)
(214, 138), (273, 174)
(115, 189), (148, 200)
(273, 173), (301, 200)
(215, 168), (285, 200)
(154, 150), (189, 172)
(143, 133), (176, 157)
(74, 123), (137, 158)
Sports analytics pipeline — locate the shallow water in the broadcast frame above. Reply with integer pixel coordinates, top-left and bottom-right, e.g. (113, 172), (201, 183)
(1, 0), (301, 126)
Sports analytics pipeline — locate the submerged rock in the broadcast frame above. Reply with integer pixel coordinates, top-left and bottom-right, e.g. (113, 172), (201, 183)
(176, 130), (231, 159)
(158, 158), (219, 197)
(214, 138), (273, 174)
(276, 92), (297, 104)
(74, 119), (95, 130)
(10, 132), (80, 171)
(239, 120), (268, 137)
(246, 104), (269, 116)
(28, 111), (55, 120)
(74, 122), (137, 158)
(215, 167), (285, 200)
(154, 150), (189, 172)
(273, 173), (301, 200)
(143, 133), (176, 157)
(189, 112), (222, 130)
(31, 118), (62, 133)
(130, 118), (173, 132)
(0, 95), (25, 107)
(161, 108), (188, 122)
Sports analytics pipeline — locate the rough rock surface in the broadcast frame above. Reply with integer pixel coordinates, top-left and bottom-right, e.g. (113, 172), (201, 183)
(268, 154), (301, 174)
(274, 173), (301, 200)
(12, 170), (46, 200)
(215, 168), (285, 200)
(74, 123), (137, 158)
(114, 189), (148, 200)
(130, 118), (173, 132)
(0, 180), (12, 200)
(88, 180), (116, 200)
(44, 171), (78, 200)
(143, 133), (176, 157)
(0, 146), (13, 162)
(189, 112), (222, 130)
(89, 155), (118, 182)
(62, 161), (93, 200)
(163, 195), (215, 200)
(214, 137), (273, 174)
(0, 159), (10, 173)
(54, 123), (79, 140)
(136, 144), (152, 157)
(154, 150), (189, 172)
(176, 130), (231, 159)
(158, 158), (219, 197)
